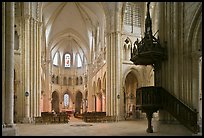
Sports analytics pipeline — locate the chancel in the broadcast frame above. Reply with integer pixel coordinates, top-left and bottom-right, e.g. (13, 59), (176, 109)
(2, 2), (202, 136)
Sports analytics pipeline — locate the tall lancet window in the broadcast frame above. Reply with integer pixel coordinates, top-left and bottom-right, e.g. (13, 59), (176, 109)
(76, 53), (82, 68)
(64, 93), (70, 108)
(53, 52), (59, 66)
(65, 53), (71, 67)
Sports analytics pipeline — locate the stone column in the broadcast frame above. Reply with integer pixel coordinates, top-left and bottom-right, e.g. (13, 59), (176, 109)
(24, 14), (31, 122)
(198, 57), (202, 124)
(106, 3), (122, 119)
(110, 15), (116, 116)
(37, 21), (42, 116)
(4, 2), (15, 127)
(2, 2), (6, 126)
(33, 19), (37, 117)
(106, 24), (112, 116)
(106, 12), (113, 116)
(115, 3), (122, 121)
(158, 2), (168, 122)
(173, 2), (179, 97)
(30, 17), (34, 120)
(179, 2), (184, 102)
(191, 52), (201, 110)
(44, 49), (52, 112)
(158, 2), (166, 88)
(91, 31), (95, 62)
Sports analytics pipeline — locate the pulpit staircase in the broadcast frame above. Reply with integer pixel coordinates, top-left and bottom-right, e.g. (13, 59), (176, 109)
(136, 86), (199, 134)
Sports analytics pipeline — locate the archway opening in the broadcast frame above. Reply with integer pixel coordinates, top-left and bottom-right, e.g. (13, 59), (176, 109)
(75, 91), (83, 114)
(96, 93), (102, 112)
(51, 91), (59, 113)
(124, 71), (138, 120)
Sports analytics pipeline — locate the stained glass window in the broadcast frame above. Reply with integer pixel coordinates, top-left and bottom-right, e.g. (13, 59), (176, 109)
(64, 94), (69, 107)
(65, 53), (71, 67)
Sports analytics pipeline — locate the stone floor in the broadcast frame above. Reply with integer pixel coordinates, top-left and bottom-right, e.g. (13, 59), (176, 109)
(15, 117), (197, 136)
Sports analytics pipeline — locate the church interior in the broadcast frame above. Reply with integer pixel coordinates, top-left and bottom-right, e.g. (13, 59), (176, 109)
(2, 2), (202, 136)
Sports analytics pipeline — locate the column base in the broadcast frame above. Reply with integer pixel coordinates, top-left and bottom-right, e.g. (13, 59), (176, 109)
(2, 124), (17, 136)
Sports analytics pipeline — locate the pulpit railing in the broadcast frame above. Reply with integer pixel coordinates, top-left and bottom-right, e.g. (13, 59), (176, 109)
(136, 86), (162, 106)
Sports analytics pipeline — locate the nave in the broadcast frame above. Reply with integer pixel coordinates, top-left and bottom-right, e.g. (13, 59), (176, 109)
(16, 116), (193, 136)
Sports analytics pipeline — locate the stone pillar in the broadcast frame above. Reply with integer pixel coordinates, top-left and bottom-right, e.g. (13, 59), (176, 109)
(157, 2), (168, 122)
(109, 12), (116, 117)
(115, 3), (122, 121)
(158, 2), (166, 88)
(24, 15), (31, 122)
(191, 53), (201, 110)
(2, 2), (6, 127)
(106, 15), (113, 116)
(33, 19), (37, 117)
(30, 17), (34, 120)
(4, 2), (15, 127)
(106, 3), (122, 119)
(91, 31), (95, 62)
(44, 49), (52, 112)
(198, 57), (202, 125)
(106, 24), (111, 116)
(179, 2), (184, 102)
(153, 2), (164, 87)
(173, 2), (179, 97)
(37, 21), (42, 116)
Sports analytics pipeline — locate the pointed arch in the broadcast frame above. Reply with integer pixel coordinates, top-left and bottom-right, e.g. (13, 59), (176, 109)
(51, 91), (60, 113)
(75, 91), (83, 114)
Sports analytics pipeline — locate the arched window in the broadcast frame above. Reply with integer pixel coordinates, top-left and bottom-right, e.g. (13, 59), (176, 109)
(65, 53), (71, 67)
(64, 93), (70, 108)
(53, 52), (59, 66)
(124, 38), (132, 60)
(76, 53), (82, 68)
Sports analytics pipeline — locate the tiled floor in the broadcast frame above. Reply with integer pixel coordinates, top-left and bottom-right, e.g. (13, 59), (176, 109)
(15, 117), (195, 136)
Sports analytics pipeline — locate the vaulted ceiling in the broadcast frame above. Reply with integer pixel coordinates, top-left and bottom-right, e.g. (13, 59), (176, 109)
(42, 2), (106, 61)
